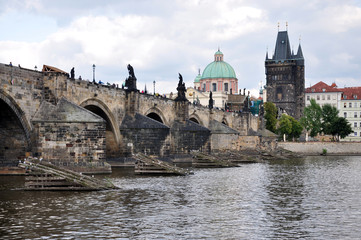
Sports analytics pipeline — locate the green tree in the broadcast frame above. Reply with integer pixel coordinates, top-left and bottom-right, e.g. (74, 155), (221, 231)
(300, 99), (322, 138)
(289, 116), (303, 141)
(321, 104), (339, 135)
(278, 114), (303, 141)
(330, 117), (352, 141)
(264, 102), (277, 133)
(278, 114), (292, 141)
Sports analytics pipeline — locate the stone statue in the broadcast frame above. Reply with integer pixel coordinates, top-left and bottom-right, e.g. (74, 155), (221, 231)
(209, 91), (214, 109)
(70, 67), (75, 79)
(175, 73), (187, 101)
(125, 64), (137, 91)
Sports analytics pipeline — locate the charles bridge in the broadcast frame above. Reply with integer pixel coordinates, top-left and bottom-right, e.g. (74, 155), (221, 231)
(0, 63), (261, 173)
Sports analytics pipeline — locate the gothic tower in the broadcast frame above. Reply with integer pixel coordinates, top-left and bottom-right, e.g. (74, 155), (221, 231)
(265, 29), (305, 119)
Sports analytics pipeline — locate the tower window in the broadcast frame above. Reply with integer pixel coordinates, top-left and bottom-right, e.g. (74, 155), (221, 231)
(212, 83), (217, 92)
(224, 83), (228, 92)
(276, 87), (282, 100)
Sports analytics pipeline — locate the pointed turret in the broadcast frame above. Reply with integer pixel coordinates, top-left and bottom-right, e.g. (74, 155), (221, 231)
(265, 51), (269, 60)
(296, 43), (303, 58)
(295, 43), (304, 64)
(273, 31), (292, 60)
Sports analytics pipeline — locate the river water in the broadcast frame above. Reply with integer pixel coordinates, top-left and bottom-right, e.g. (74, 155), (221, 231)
(1, 156), (361, 239)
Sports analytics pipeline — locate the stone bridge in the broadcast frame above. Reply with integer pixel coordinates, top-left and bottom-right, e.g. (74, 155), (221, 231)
(0, 63), (259, 173)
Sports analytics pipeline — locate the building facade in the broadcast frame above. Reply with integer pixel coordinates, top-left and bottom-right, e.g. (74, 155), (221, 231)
(265, 30), (305, 119)
(305, 81), (361, 141)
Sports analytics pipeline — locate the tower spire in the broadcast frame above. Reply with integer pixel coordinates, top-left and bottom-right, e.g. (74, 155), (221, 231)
(286, 21), (288, 31)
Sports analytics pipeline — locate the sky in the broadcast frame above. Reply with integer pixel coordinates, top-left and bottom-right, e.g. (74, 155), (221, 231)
(1, 0), (361, 97)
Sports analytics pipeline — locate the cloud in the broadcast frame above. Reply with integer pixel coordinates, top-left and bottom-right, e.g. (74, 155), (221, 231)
(1, 0), (361, 96)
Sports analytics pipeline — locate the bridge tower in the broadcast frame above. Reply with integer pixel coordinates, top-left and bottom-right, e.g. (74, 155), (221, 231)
(265, 27), (305, 119)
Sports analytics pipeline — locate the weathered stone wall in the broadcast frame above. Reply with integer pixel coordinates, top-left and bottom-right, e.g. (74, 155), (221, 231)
(279, 142), (361, 155)
(211, 134), (239, 150)
(119, 113), (170, 157)
(33, 121), (109, 173)
(170, 120), (211, 155)
(31, 98), (111, 173)
(265, 60), (305, 120)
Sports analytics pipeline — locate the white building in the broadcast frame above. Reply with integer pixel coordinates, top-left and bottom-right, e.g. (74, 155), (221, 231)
(305, 81), (361, 141)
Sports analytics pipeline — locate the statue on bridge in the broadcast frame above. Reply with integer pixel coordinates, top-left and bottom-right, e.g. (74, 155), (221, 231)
(175, 73), (187, 101)
(209, 91), (214, 109)
(125, 64), (137, 91)
(70, 67), (75, 79)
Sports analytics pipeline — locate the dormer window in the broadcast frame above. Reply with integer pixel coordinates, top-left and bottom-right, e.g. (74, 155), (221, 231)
(344, 95), (347, 99)
(322, 89), (326, 92)
(354, 95), (358, 99)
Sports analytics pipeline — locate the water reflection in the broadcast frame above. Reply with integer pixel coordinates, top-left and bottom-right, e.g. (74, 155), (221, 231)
(1, 156), (361, 239)
(262, 159), (311, 239)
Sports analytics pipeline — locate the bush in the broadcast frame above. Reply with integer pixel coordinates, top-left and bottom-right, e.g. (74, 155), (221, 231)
(322, 148), (327, 155)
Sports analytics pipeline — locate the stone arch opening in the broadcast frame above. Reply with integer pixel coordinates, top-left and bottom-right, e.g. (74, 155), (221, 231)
(189, 117), (200, 124)
(147, 112), (163, 123)
(144, 107), (168, 125)
(0, 93), (32, 167)
(81, 99), (120, 160)
(222, 119), (228, 126)
(189, 113), (203, 126)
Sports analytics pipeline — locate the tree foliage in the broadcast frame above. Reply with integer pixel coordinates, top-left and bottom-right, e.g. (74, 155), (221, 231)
(300, 99), (322, 137)
(264, 102), (277, 133)
(289, 116), (303, 140)
(330, 117), (352, 140)
(300, 100), (352, 141)
(321, 104), (339, 135)
(278, 114), (303, 141)
(278, 114), (292, 138)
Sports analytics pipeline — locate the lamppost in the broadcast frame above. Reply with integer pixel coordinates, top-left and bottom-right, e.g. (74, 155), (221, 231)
(153, 80), (156, 95)
(92, 64), (96, 82)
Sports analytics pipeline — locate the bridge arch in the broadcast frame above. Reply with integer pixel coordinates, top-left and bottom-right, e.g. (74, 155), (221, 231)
(221, 118), (229, 126)
(144, 107), (168, 126)
(189, 113), (203, 126)
(0, 90), (32, 165)
(80, 98), (121, 159)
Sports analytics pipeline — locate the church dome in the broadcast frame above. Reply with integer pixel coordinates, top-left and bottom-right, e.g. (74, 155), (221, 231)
(201, 50), (236, 79)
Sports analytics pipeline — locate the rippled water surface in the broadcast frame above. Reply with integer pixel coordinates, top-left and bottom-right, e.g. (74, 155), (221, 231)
(1, 156), (361, 239)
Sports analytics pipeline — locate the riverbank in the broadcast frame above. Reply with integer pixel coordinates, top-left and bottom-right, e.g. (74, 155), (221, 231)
(279, 142), (361, 156)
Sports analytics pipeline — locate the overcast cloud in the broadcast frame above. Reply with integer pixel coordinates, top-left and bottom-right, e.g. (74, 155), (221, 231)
(1, 0), (361, 96)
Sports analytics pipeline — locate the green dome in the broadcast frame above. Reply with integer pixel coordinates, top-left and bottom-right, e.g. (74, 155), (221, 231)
(201, 61), (236, 79)
(194, 73), (201, 83)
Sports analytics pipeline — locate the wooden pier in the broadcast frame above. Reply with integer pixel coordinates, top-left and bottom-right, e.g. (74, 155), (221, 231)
(19, 158), (118, 191)
(134, 153), (192, 176)
(191, 152), (239, 168)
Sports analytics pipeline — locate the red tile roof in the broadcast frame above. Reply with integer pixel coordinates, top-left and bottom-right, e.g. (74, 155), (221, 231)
(305, 81), (341, 93)
(339, 87), (361, 100)
(306, 81), (361, 100)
